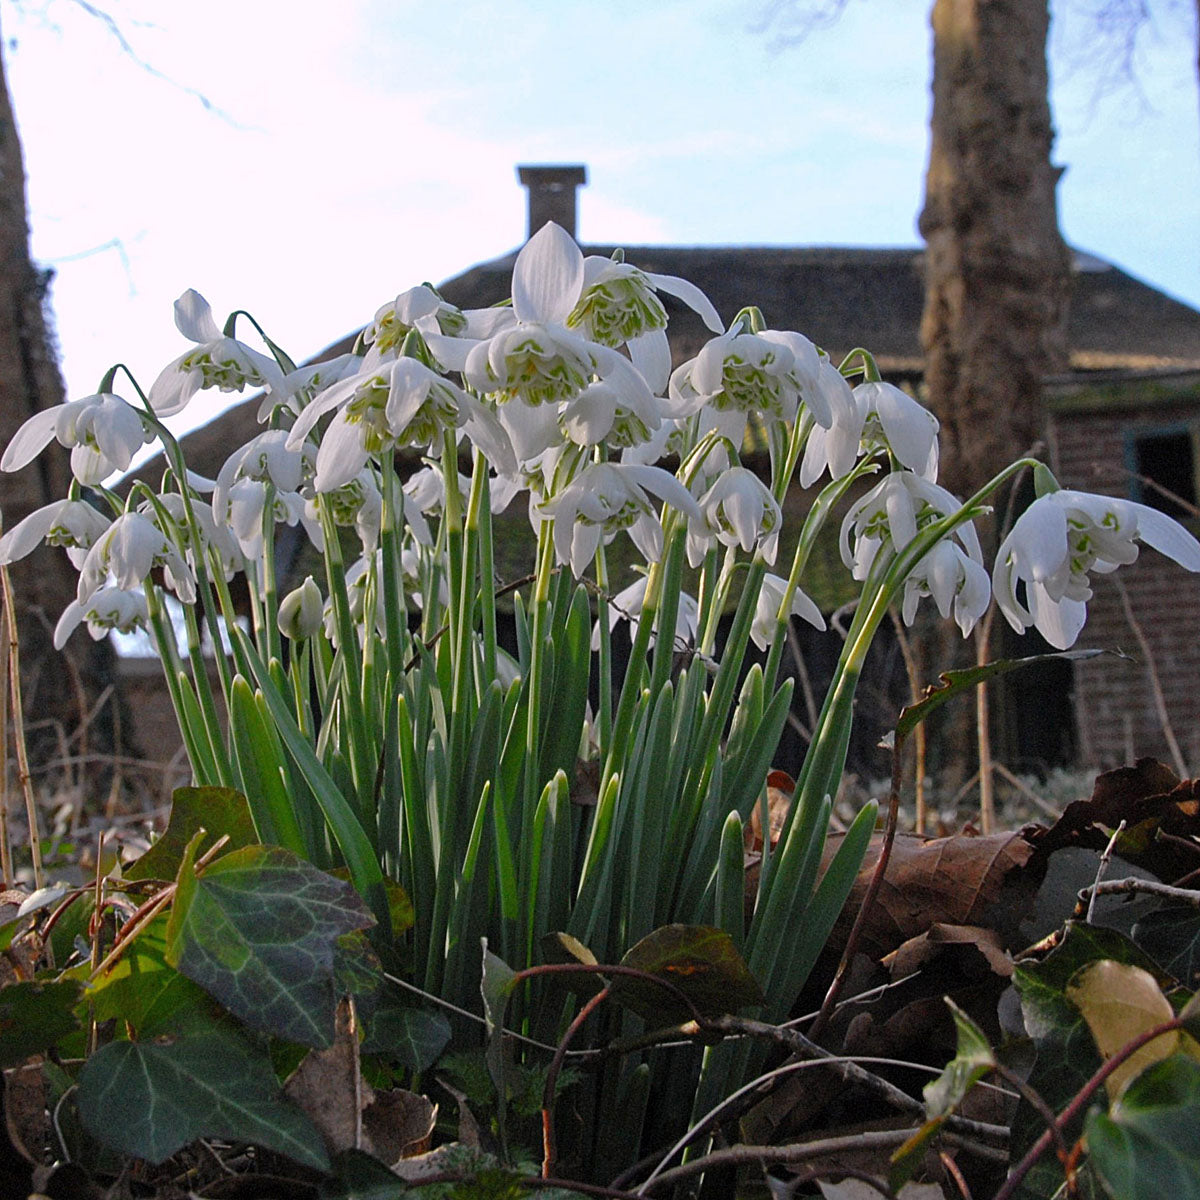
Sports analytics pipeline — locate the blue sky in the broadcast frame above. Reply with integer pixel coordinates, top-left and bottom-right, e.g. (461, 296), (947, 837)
(6, 0), (1198, 438)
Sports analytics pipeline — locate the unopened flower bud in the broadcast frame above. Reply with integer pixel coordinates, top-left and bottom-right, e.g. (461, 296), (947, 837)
(278, 575), (323, 641)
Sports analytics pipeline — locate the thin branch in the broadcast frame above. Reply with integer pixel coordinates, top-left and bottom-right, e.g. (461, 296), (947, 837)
(1078, 876), (1200, 909)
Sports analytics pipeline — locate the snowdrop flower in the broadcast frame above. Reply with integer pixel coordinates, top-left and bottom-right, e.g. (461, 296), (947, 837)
(567, 252), (722, 349)
(222, 479), (319, 561)
(278, 576), (324, 641)
(751, 573), (825, 651)
(149, 495), (242, 582)
(840, 472), (978, 584)
(854, 381), (939, 480)
(901, 538), (991, 637)
(76, 512), (195, 604)
(560, 378), (663, 449)
(688, 467), (782, 566)
(592, 575), (700, 651)
(365, 285), (466, 354)
(1, 393), (149, 485)
(288, 355), (514, 491)
(213, 431), (313, 525)
(0, 499), (110, 568)
(667, 329), (801, 431)
(538, 462), (701, 578)
(314, 470), (385, 550)
(994, 489), (1200, 649)
(798, 360), (861, 487)
(149, 290), (286, 417)
(54, 585), (148, 649)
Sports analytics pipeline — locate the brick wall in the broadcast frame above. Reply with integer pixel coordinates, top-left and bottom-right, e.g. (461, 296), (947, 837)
(1048, 403), (1200, 772)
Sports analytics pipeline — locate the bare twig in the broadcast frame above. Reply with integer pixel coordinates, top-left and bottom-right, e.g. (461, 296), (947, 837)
(1087, 820), (1127, 923)
(1079, 876), (1200, 909)
(2, 560), (43, 889)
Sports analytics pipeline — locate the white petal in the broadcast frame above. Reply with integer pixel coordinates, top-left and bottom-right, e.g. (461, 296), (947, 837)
(1029, 585), (1087, 650)
(628, 331), (672, 396)
(54, 600), (86, 649)
(1014, 496), (1070, 582)
(646, 272), (724, 333)
(1130, 502), (1200, 571)
(1, 408), (60, 472)
(0, 503), (63, 563)
(512, 222), (585, 326)
(173, 289), (222, 343)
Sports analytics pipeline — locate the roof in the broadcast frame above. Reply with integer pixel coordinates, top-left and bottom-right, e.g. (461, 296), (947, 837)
(164, 244), (1200, 482)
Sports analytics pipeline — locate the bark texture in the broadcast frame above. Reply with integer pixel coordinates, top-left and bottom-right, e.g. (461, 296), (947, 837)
(0, 23), (126, 776)
(918, 0), (1072, 496)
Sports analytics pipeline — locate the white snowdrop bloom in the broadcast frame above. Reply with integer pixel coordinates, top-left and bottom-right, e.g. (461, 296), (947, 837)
(539, 462), (701, 578)
(2, 393), (149, 485)
(314, 470), (385, 551)
(149, 290), (286, 418)
(560, 378), (663, 450)
(994, 489), (1200, 649)
(901, 538), (992, 637)
(0, 499), (111, 568)
(149, 495), (242, 582)
(591, 575), (700, 652)
(214, 431), (313, 522)
(54, 585), (149, 649)
(365, 285), (466, 355)
(269, 353), (362, 420)
(798, 360), (861, 487)
(751, 573), (826, 651)
(667, 328), (801, 427)
(76, 512), (195, 605)
(221, 478), (318, 562)
(687, 467), (782, 567)
(840, 472), (979, 585)
(854, 381), (939, 480)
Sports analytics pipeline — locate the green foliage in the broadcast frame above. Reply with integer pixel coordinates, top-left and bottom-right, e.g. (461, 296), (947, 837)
(124, 785), (257, 882)
(166, 841), (375, 1046)
(609, 924), (765, 1026)
(0, 979), (81, 1066)
(1086, 1056), (1200, 1197)
(362, 997), (452, 1071)
(75, 1026), (328, 1169)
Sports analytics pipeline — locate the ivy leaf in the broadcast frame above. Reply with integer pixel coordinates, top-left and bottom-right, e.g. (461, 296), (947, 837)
(1066, 960), (1181, 1100)
(124, 787), (257, 882)
(1133, 907), (1200, 989)
(0, 980), (81, 1067)
(611, 925), (764, 1026)
(1086, 1055), (1200, 1197)
(75, 1028), (328, 1169)
(362, 999), (451, 1072)
(924, 998), (996, 1118)
(87, 913), (217, 1037)
(166, 844), (374, 1047)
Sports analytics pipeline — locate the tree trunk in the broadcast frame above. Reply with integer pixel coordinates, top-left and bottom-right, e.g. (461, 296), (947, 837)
(918, 0), (1072, 497)
(0, 19), (128, 787)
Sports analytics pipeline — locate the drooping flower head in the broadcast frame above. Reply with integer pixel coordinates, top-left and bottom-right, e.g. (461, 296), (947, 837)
(149, 290), (286, 417)
(994, 489), (1200, 649)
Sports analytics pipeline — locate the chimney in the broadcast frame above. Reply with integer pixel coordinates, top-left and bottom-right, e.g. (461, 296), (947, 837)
(517, 164), (587, 240)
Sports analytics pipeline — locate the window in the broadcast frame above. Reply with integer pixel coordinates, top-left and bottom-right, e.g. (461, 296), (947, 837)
(1128, 424), (1198, 520)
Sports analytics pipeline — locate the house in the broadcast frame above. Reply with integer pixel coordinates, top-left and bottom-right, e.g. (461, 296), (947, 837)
(140, 164), (1200, 778)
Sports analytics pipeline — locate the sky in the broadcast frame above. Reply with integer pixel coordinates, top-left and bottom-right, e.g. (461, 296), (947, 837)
(5, 0), (1199, 442)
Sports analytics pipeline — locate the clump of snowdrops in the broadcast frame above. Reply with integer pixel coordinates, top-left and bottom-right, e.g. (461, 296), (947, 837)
(5, 221), (1200, 1103)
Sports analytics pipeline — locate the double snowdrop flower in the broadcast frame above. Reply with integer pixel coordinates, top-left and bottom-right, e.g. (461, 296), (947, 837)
(54, 585), (149, 650)
(687, 467), (782, 566)
(751, 573), (826, 651)
(2, 392), (149, 485)
(365, 285), (466, 355)
(538, 462), (701, 578)
(287, 353), (515, 490)
(149, 290), (286, 417)
(800, 379), (937, 488)
(75, 512), (195, 607)
(994, 489), (1200, 648)
(840, 471), (988, 634)
(0, 499), (111, 568)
